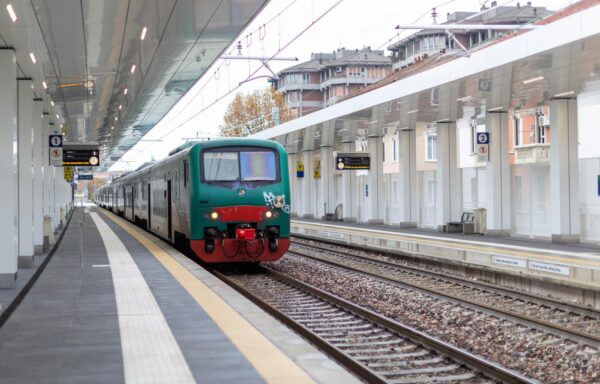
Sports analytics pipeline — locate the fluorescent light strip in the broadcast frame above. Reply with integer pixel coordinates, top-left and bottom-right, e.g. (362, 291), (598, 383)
(29, 52), (36, 64)
(42, 81), (47, 89)
(50, 100), (54, 107)
(487, 106), (505, 112)
(554, 90), (575, 98)
(457, 95), (472, 102)
(140, 27), (147, 40)
(130, 64), (136, 74)
(523, 76), (544, 85)
(407, 109), (419, 114)
(123, 88), (128, 95)
(56, 114), (59, 119)
(6, 4), (17, 22)
(118, 104), (122, 110)
(115, 116), (118, 121)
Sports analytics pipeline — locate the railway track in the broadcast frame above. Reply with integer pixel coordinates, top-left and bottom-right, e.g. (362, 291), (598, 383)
(290, 237), (600, 347)
(212, 265), (533, 384)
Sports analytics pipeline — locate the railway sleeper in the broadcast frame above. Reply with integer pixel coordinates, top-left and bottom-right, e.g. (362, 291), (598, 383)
(367, 356), (444, 368)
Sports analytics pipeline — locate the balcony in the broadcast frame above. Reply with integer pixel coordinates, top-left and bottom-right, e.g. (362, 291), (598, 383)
(278, 82), (321, 93)
(513, 143), (550, 164)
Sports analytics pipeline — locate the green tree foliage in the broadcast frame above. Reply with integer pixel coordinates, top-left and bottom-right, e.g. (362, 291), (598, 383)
(219, 87), (291, 137)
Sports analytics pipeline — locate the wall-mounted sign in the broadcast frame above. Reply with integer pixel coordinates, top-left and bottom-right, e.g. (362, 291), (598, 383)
(476, 132), (489, 161)
(336, 153), (370, 170)
(63, 143), (100, 166)
(296, 160), (304, 178)
(63, 166), (73, 182)
(49, 134), (63, 166)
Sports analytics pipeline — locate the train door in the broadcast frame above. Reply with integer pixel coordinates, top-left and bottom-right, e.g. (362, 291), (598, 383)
(147, 183), (151, 230)
(167, 180), (172, 240)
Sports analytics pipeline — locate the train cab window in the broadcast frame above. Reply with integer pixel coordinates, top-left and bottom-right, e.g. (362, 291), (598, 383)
(183, 160), (188, 188)
(240, 151), (276, 181)
(202, 148), (279, 185)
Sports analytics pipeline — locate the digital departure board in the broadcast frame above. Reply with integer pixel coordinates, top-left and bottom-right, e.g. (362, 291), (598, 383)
(62, 144), (100, 166)
(335, 153), (370, 170)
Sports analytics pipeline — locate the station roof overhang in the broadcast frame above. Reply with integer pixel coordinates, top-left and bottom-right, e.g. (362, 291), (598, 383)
(252, 3), (600, 153)
(0, 0), (268, 169)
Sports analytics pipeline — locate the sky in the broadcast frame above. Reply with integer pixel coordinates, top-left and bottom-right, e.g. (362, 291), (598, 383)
(109, 0), (575, 171)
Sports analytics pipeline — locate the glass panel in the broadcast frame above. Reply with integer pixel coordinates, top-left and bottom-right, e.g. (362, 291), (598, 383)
(240, 151), (277, 181)
(204, 152), (239, 181)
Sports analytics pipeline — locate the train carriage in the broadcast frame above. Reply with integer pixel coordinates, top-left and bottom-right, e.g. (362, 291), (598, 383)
(96, 138), (290, 262)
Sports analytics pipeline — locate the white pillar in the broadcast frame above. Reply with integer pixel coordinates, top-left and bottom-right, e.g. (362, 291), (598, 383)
(341, 142), (357, 222)
(300, 150), (314, 218)
(485, 112), (511, 236)
(55, 166), (64, 229)
(367, 136), (384, 224)
(18, 80), (35, 267)
(319, 146), (336, 218)
(397, 128), (418, 227)
(550, 98), (580, 243)
(42, 114), (52, 237)
(0, 49), (18, 288)
(435, 122), (461, 231)
(33, 99), (44, 254)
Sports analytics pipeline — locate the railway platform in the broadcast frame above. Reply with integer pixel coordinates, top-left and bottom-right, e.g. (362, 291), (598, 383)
(0, 206), (359, 384)
(292, 218), (600, 308)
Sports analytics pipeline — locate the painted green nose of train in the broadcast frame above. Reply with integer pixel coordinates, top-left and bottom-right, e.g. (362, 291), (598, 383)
(189, 183), (291, 240)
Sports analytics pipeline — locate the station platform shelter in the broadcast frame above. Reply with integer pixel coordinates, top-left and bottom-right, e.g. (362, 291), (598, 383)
(253, 0), (600, 248)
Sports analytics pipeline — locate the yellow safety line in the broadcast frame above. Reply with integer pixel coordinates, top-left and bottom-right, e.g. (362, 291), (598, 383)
(101, 211), (315, 384)
(293, 222), (600, 269)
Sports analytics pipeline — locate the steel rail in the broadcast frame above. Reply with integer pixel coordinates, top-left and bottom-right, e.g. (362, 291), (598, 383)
(211, 265), (535, 384)
(289, 241), (600, 346)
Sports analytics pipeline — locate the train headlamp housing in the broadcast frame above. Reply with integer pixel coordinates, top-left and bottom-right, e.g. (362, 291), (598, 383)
(265, 210), (273, 219)
(210, 211), (219, 220)
(273, 195), (285, 209)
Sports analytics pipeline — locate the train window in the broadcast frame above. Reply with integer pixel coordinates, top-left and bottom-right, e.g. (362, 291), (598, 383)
(204, 152), (239, 181)
(240, 151), (276, 181)
(183, 160), (188, 188)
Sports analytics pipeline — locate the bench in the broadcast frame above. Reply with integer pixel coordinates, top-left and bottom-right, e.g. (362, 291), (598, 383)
(447, 212), (474, 233)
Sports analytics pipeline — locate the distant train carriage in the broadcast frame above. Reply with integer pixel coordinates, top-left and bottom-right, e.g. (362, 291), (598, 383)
(96, 138), (291, 262)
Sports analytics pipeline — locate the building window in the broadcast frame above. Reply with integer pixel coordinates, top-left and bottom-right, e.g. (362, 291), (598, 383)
(514, 116), (522, 147)
(303, 73), (309, 84)
(535, 111), (547, 144)
(290, 91), (298, 101)
(426, 133), (437, 161)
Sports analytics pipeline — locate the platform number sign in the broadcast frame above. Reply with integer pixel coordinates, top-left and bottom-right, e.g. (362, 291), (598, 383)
(49, 134), (63, 166)
(476, 132), (489, 161)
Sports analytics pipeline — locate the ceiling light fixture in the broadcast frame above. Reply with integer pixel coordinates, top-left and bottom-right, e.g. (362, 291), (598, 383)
(50, 100), (54, 107)
(118, 104), (122, 110)
(407, 109), (419, 114)
(29, 52), (36, 64)
(487, 106), (505, 112)
(114, 116), (118, 121)
(457, 95), (472, 102)
(42, 81), (47, 89)
(6, 4), (17, 22)
(523, 76), (544, 85)
(56, 114), (59, 119)
(123, 88), (128, 95)
(130, 64), (136, 74)
(140, 27), (147, 40)
(111, 126), (114, 130)
(554, 90), (575, 98)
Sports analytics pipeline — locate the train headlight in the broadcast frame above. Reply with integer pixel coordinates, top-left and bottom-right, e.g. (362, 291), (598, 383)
(273, 195), (285, 208)
(265, 210), (273, 219)
(210, 211), (219, 220)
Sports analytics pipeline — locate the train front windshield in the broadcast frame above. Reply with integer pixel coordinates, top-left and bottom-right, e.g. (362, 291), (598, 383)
(203, 149), (279, 184)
